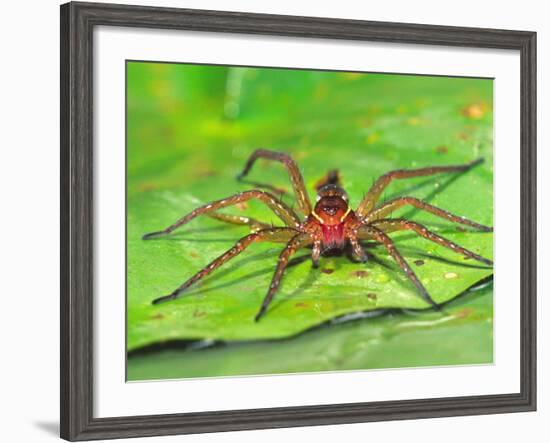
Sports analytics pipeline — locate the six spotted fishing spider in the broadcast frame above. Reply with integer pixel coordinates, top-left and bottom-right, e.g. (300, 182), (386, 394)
(143, 149), (493, 322)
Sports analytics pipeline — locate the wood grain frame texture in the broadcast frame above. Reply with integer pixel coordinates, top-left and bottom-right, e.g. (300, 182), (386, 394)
(60, 1), (537, 441)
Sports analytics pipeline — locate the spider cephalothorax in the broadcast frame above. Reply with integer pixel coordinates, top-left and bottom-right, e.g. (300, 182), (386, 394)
(143, 149), (493, 322)
(312, 184), (354, 250)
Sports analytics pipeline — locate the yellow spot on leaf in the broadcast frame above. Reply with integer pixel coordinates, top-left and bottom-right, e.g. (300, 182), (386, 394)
(461, 102), (489, 119)
(366, 132), (380, 144)
(407, 116), (425, 126)
(340, 72), (363, 80)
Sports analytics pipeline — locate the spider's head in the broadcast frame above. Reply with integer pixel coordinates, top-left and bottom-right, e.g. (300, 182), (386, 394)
(312, 184), (351, 226)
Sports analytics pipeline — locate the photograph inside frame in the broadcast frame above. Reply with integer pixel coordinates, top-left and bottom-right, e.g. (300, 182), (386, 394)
(126, 61), (494, 381)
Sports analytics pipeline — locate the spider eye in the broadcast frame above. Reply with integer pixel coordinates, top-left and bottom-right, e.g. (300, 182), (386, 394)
(316, 194), (322, 202)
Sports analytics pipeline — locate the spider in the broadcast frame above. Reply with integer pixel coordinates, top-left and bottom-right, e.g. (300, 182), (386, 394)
(143, 149), (493, 322)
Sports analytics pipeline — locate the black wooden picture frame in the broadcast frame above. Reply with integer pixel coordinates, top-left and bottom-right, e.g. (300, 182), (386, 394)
(60, 1), (537, 441)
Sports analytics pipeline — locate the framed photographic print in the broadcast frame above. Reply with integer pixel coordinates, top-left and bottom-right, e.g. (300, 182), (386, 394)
(60, 1), (537, 441)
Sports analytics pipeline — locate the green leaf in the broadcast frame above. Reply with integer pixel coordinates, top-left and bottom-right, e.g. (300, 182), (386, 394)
(127, 63), (493, 352)
(127, 281), (493, 380)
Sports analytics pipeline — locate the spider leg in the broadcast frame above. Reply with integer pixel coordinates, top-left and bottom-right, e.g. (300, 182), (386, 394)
(356, 158), (484, 216)
(365, 196), (493, 231)
(237, 149), (313, 216)
(358, 225), (439, 309)
(311, 241), (322, 268)
(151, 227), (298, 305)
(371, 219), (493, 266)
(143, 190), (300, 239)
(207, 212), (271, 232)
(349, 235), (368, 263)
(314, 169), (341, 192)
(255, 233), (313, 322)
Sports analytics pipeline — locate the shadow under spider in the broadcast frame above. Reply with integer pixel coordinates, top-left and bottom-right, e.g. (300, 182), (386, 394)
(159, 224), (489, 244)
(168, 224), (239, 235)
(238, 160), (467, 215)
(177, 252), (312, 298)
(129, 276), (494, 356)
(157, 233), (490, 305)
(361, 240), (492, 270)
(161, 236), (248, 243)
(267, 263), (320, 316)
(156, 224), (249, 243)
(236, 177), (288, 199)
(380, 167), (464, 210)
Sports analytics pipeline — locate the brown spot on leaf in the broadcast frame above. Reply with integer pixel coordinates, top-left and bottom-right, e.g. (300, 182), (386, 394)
(150, 313), (165, 320)
(353, 270), (369, 278)
(137, 183), (157, 192)
(360, 117), (373, 128)
(314, 83), (329, 101)
(436, 145), (449, 154)
(295, 302), (309, 308)
(189, 251), (199, 258)
(193, 310), (206, 318)
(455, 307), (473, 319)
(197, 169), (218, 177)
(414, 259), (425, 266)
(235, 201), (248, 211)
(321, 268), (334, 274)
(366, 293), (377, 300)
(456, 226), (467, 232)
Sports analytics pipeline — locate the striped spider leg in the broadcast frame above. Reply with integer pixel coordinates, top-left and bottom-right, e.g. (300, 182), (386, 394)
(357, 218), (493, 309)
(206, 212), (272, 232)
(356, 158), (484, 217)
(151, 227), (302, 305)
(142, 187), (315, 318)
(143, 150), (493, 321)
(142, 189), (301, 240)
(370, 219), (493, 266)
(254, 233), (313, 321)
(237, 148), (313, 216)
(352, 158), (492, 308)
(357, 224), (439, 308)
(364, 196), (493, 232)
